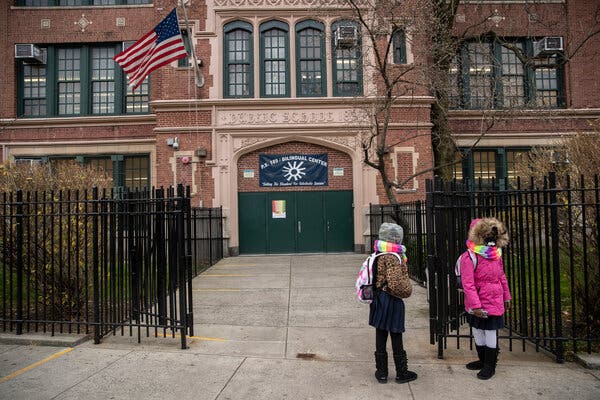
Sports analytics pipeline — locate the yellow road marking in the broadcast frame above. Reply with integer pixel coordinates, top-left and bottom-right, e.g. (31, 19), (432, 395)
(191, 336), (227, 342)
(193, 289), (242, 292)
(217, 264), (256, 267)
(202, 274), (253, 277)
(0, 347), (74, 384)
(158, 333), (227, 342)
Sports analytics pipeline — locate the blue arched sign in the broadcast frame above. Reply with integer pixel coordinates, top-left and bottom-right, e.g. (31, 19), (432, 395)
(259, 154), (328, 187)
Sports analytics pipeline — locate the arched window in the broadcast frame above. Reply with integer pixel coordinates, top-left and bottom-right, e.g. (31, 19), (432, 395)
(295, 20), (326, 97)
(331, 20), (362, 96)
(392, 29), (407, 64)
(224, 21), (253, 98)
(260, 20), (290, 97)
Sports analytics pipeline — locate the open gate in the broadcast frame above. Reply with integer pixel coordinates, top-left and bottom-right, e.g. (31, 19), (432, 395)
(95, 185), (193, 348)
(425, 174), (600, 362)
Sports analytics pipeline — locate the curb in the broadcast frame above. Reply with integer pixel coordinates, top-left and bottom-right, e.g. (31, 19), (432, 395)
(574, 353), (600, 370)
(0, 333), (90, 348)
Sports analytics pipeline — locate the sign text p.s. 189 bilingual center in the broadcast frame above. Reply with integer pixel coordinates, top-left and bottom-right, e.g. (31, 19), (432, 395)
(259, 154), (328, 187)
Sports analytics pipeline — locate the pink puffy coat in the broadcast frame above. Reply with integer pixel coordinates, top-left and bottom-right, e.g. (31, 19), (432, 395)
(459, 252), (511, 316)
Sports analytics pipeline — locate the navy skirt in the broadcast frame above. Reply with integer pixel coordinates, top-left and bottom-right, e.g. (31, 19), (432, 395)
(369, 290), (405, 333)
(466, 314), (504, 330)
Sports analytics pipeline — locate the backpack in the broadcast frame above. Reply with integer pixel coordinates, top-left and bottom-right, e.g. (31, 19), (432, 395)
(455, 250), (478, 291)
(356, 252), (402, 304)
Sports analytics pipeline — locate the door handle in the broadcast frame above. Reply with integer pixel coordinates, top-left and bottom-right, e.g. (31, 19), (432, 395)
(298, 220), (301, 233)
(327, 221), (330, 232)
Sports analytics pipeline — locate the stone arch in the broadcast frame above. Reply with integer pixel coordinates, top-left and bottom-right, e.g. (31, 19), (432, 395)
(227, 135), (365, 254)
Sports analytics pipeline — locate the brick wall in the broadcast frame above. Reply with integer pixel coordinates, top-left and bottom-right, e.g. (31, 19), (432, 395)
(2, 124), (153, 143)
(374, 127), (433, 204)
(155, 130), (215, 207)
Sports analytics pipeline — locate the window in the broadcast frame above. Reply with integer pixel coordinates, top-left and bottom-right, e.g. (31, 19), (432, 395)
(126, 81), (149, 113)
(457, 148), (530, 189)
(449, 39), (564, 109)
(19, 0), (151, 5)
(466, 42), (495, 109)
(21, 64), (46, 117)
(84, 155), (150, 189)
(15, 154), (150, 189)
(57, 48), (81, 115)
(178, 28), (192, 68)
(17, 44), (149, 118)
(221, 18), (365, 99)
(124, 155), (150, 189)
(392, 29), (407, 64)
(452, 151), (464, 181)
(332, 20), (363, 96)
(295, 20), (326, 97)
(505, 149), (527, 186)
(91, 47), (115, 114)
(260, 21), (290, 98)
(534, 55), (560, 107)
(473, 150), (496, 186)
(500, 43), (526, 108)
(224, 21), (253, 98)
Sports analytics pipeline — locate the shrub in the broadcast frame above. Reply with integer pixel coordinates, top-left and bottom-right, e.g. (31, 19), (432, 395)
(0, 161), (112, 326)
(515, 122), (600, 350)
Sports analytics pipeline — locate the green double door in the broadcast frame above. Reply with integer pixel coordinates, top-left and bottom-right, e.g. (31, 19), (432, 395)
(238, 191), (353, 254)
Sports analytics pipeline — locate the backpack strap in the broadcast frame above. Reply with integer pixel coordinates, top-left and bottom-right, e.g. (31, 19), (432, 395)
(467, 249), (478, 271)
(455, 250), (477, 278)
(366, 252), (377, 284)
(373, 252), (402, 263)
(370, 252), (402, 285)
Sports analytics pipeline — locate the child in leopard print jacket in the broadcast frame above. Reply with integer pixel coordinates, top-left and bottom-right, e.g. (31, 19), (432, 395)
(369, 222), (417, 385)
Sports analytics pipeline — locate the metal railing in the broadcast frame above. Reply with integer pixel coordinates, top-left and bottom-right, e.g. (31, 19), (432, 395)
(0, 186), (225, 348)
(426, 173), (599, 362)
(368, 202), (427, 285)
(189, 206), (224, 275)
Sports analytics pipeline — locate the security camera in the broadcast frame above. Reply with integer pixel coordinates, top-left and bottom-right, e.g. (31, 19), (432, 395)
(172, 137), (180, 150)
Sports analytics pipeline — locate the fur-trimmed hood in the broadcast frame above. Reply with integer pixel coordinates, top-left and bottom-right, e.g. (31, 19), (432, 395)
(468, 218), (509, 248)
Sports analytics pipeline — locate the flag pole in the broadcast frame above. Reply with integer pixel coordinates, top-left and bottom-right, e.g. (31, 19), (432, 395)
(179, 0), (204, 87)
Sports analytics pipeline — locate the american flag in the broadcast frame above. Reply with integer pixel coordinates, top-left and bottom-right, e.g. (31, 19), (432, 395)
(114, 8), (187, 91)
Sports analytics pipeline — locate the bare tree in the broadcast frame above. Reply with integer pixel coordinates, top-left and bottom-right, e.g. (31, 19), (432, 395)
(320, 0), (600, 205)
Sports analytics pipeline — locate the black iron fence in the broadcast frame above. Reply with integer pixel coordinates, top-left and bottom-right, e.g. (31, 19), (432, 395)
(368, 202), (427, 285)
(189, 206), (224, 275)
(426, 173), (599, 362)
(0, 186), (225, 348)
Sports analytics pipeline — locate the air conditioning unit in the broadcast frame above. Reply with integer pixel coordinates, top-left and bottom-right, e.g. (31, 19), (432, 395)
(334, 26), (358, 49)
(533, 37), (563, 57)
(14, 44), (46, 64)
(122, 41), (136, 51)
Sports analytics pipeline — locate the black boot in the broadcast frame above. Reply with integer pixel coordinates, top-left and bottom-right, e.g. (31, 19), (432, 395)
(393, 350), (418, 383)
(466, 345), (486, 370)
(477, 347), (498, 380)
(374, 351), (388, 383)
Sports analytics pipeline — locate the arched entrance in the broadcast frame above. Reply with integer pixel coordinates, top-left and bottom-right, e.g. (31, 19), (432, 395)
(237, 141), (354, 254)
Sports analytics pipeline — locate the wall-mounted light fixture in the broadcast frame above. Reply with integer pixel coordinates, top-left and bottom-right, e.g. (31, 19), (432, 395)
(166, 136), (180, 150)
(195, 147), (207, 157)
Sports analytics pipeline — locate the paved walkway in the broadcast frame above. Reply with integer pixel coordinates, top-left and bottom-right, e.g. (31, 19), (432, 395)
(1, 254), (599, 399)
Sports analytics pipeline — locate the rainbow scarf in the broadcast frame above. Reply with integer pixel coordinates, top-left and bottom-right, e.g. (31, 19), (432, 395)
(466, 239), (502, 260)
(374, 240), (408, 264)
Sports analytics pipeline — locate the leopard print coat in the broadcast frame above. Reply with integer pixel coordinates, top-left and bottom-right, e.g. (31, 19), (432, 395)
(375, 253), (412, 299)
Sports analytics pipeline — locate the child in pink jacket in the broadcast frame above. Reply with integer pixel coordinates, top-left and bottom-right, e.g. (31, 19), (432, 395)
(460, 217), (511, 380)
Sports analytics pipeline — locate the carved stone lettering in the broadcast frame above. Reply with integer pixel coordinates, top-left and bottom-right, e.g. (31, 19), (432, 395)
(219, 110), (348, 126)
(214, 0), (368, 7)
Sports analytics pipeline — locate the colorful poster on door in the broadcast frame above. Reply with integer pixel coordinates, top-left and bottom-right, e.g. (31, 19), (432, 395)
(272, 200), (286, 219)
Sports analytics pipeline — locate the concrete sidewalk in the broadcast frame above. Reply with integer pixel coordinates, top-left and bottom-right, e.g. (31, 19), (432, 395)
(1, 254), (599, 399)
